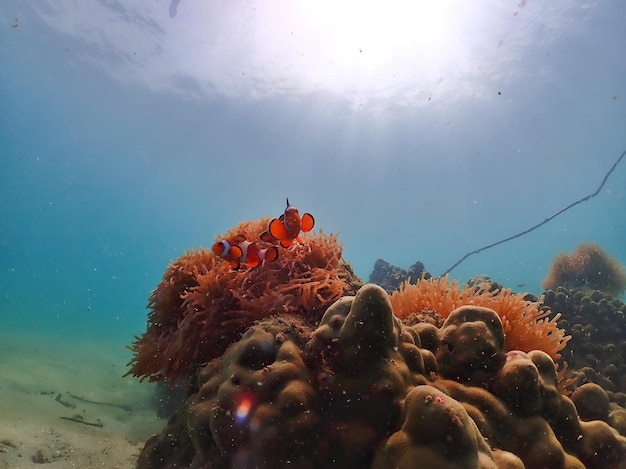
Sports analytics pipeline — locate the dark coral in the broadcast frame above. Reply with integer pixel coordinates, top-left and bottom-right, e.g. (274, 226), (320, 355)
(542, 285), (626, 392)
(542, 242), (626, 297)
(137, 284), (626, 468)
(466, 274), (504, 294)
(368, 258), (430, 293)
(125, 218), (358, 382)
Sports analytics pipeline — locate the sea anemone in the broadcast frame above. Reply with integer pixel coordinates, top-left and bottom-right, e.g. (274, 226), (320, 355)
(390, 275), (570, 361)
(125, 218), (355, 382)
(542, 242), (626, 297)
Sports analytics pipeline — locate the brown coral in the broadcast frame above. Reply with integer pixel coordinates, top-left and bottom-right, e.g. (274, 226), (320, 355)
(436, 306), (506, 386)
(372, 385), (497, 469)
(125, 218), (354, 382)
(390, 275), (570, 361)
(136, 283), (626, 469)
(542, 242), (626, 296)
(188, 315), (318, 467)
(304, 284), (428, 466)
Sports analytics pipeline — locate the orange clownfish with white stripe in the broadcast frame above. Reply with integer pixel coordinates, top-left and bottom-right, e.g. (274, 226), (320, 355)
(261, 198), (315, 247)
(212, 235), (279, 269)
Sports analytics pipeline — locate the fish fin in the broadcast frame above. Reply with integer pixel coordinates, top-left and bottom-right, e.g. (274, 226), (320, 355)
(229, 261), (241, 269)
(280, 239), (293, 248)
(301, 213), (315, 232)
(232, 234), (247, 243)
(265, 246), (279, 263)
(229, 245), (243, 259)
(260, 230), (274, 242)
(269, 218), (289, 240)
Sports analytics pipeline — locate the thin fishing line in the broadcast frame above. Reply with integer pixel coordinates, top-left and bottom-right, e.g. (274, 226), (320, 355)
(442, 149), (626, 276)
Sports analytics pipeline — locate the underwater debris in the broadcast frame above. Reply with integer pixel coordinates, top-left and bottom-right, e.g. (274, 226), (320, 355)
(59, 415), (104, 428)
(443, 149), (626, 275)
(65, 391), (131, 412)
(54, 393), (76, 409)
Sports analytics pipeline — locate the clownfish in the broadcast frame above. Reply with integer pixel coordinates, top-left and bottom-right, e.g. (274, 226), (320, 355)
(212, 235), (279, 269)
(261, 198), (315, 247)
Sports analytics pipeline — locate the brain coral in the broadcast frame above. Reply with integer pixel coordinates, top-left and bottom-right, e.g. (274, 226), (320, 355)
(390, 275), (571, 361)
(542, 285), (626, 392)
(125, 218), (356, 382)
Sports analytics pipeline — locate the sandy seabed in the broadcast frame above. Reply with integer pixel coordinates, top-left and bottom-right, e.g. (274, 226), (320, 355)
(0, 329), (161, 469)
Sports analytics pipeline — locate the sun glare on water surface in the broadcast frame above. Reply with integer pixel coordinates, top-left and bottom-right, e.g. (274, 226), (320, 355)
(299, 2), (454, 66)
(30, 0), (539, 104)
(284, 1), (486, 98)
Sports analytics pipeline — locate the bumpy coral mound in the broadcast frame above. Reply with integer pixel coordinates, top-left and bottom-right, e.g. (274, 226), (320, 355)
(125, 218), (355, 382)
(136, 284), (626, 469)
(372, 385), (498, 469)
(188, 315), (317, 468)
(390, 275), (570, 361)
(139, 285), (426, 468)
(542, 242), (626, 297)
(572, 383), (610, 422)
(304, 285), (428, 466)
(542, 286), (626, 392)
(435, 306), (506, 387)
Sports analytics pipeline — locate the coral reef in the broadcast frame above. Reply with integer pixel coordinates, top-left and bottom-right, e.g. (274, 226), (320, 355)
(372, 385), (499, 469)
(136, 284), (626, 468)
(125, 218), (357, 382)
(435, 306), (506, 387)
(572, 383), (610, 422)
(542, 242), (626, 297)
(390, 275), (570, 361)
(368, 258), (430, 293)
(541, 285), (626, 393)
(188, 315), (317, 467)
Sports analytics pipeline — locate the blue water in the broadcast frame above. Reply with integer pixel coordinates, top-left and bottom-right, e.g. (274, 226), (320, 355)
(1, 0), (625, 392)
